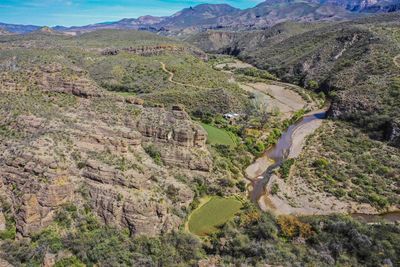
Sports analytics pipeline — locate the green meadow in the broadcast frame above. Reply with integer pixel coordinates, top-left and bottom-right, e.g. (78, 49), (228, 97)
(200, 123), (236, 147)
(188, 196), (242, 236)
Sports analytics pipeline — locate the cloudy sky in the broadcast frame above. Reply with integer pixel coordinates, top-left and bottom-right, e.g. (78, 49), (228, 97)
(0, 0), (264, 26)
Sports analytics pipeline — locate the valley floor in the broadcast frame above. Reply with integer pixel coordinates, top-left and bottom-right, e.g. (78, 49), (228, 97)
(214, 58), (399, 219)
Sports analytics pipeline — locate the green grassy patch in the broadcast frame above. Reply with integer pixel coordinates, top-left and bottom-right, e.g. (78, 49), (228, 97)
(200, 123), (236, 147)
(188, 196), (242, 236)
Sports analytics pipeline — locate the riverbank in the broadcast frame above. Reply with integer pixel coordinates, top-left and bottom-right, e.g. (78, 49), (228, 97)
(247, 110), (327, 209)
(211, 57), (399, 221)
(261, 120), (400, 221)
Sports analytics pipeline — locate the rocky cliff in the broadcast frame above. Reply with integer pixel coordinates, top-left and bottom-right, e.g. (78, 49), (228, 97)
(0, 58), (212, 237)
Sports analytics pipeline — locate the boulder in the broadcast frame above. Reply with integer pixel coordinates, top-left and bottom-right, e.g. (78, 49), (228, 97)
(0, 211), (6, 231)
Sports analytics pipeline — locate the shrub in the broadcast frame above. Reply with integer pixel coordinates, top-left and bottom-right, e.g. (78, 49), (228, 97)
(32, 229), (64, 253)
(54, 256), (85, 267)
(144, 145), (163, 165)
(277, 215), (313, 239)
(280, 159), (295, 180)
(313, 158), (329, 169)
(307, 80), (319, 90)
(271, 183), (280, 195)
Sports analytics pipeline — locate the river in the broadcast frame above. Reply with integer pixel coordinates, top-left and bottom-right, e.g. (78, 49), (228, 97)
(247, 111), (400, 223)
(249, 111), (326, 203)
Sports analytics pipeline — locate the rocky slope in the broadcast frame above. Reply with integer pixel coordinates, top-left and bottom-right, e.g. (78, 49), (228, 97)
(0, 30), (224, 238)
(0, 73), (211, 238)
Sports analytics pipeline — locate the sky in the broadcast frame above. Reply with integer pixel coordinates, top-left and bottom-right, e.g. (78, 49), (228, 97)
(0, 0), (264, 26)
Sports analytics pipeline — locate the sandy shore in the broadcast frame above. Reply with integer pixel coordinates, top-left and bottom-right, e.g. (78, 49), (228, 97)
(245, 155), (274, 180)
(240, 82), (307, 118)
(288, 115), (323, 159)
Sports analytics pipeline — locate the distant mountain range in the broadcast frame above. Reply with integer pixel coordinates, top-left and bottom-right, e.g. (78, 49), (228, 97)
(1, 0), (399, 34)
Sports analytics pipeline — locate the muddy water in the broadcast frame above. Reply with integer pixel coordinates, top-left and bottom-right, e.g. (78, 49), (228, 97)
(249, 111), (400, 223)
(250, 111), (326, 202)
(266, 112), (326, 163)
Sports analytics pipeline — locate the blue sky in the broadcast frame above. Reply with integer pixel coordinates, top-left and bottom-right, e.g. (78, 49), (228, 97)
(0, 0), (264, 26)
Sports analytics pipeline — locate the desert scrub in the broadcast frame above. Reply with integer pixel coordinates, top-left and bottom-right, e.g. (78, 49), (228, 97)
(293, 121), (400, 209)
(0, 90), (77, 120)
(144, 144), (163, 165)
(88, 150), (144, 172)
(0, 124), (23, 140)
(0, 197), (16, 240)
(234, 67), (277, 81)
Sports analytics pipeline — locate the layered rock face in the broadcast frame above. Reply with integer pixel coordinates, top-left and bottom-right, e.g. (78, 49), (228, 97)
(0, 63), (101, 97)
(38, 64), (101, 97)
(137, 108), (211, 171)
(0, 83), (211, 237)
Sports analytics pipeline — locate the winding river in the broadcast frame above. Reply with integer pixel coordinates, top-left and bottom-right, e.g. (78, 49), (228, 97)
(249, 111), (327, 203)
(248, 111), (400, 223)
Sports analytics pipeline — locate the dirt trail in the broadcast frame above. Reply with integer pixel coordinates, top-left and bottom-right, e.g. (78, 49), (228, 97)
(160, 61), (213, 90)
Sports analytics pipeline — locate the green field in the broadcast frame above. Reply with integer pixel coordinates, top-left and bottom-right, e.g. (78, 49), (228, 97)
(188, 196), (242, 236)
(200, 123), (236, 147)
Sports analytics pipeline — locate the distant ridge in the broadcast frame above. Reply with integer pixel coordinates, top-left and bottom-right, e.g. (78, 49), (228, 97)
(0, 28), (13, 35)
(1, 0), (399, 35)
(0, 22), (40, 34)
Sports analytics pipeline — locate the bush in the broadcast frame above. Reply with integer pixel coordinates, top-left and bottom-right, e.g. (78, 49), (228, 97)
(280, 159), (295, 180)
(313, 158), (329, 169)
(32, 229), (64, 253)
(271, 183), (280, 195)
(144, 145), (163, 165)
(277, 215), (313, 239)
(54, 256), (85, 267)
(307, 80), (319, 90)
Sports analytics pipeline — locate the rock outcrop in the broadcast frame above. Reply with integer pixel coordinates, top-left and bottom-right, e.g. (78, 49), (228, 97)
(0, 63), (102, 97)
(386, 119), (400, 147)
(38, 64), (102, 97)
(0, 93), (211, 236)
(0, 212), (6, 231)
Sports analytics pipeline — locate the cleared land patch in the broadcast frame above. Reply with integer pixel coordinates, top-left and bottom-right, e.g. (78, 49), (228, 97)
(188, 196), (242, 236)
(240, 82), (306, 117)
(214, 60), (253, 71)
(200, 123), (236, 147)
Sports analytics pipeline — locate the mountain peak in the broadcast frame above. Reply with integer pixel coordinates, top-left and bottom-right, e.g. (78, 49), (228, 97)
(39, 26), (56, 33)
(33, 26), (65, 35)
(172, 3), (240, 17)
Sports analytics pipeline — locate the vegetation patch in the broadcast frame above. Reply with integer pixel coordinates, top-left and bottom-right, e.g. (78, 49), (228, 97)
(144, 144), (163, 166)
(188, 196), (242, 236)
(294, 121), (400, 208)
(200, 123), (236, 147)
(279, 159), (295, 180)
